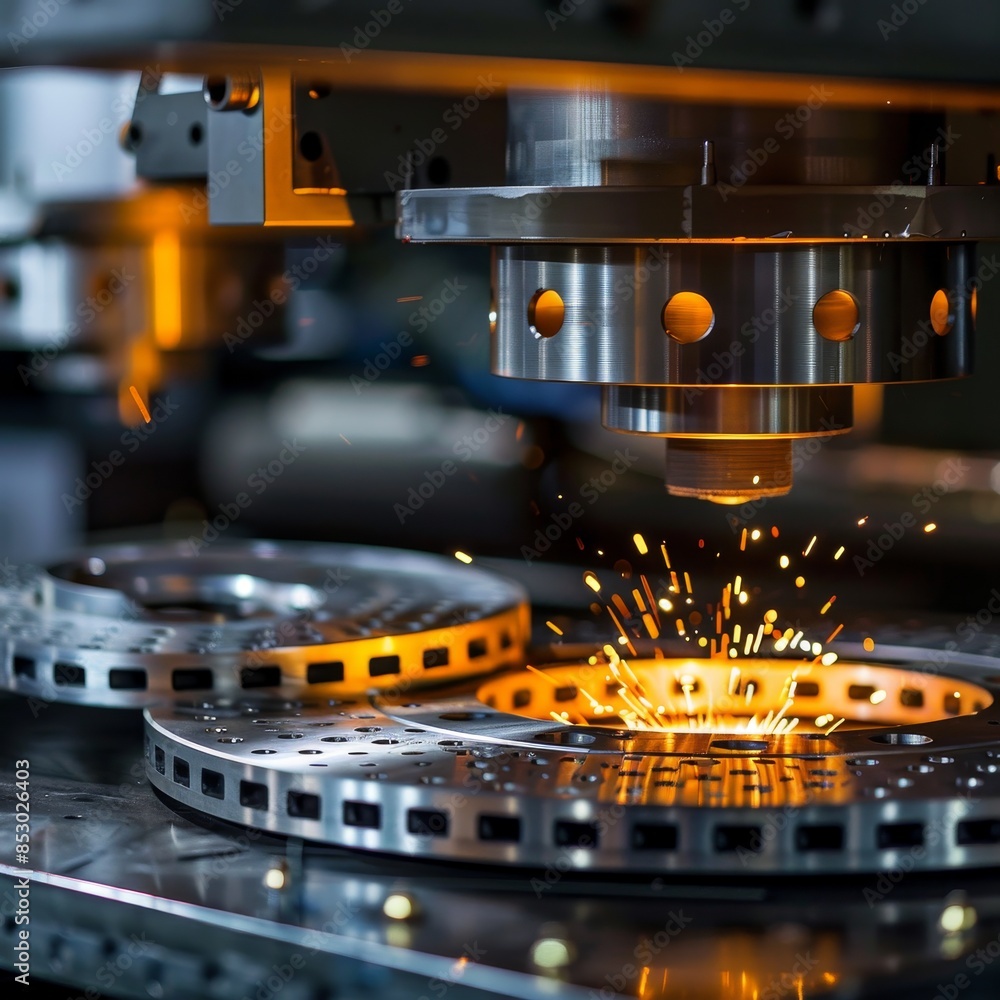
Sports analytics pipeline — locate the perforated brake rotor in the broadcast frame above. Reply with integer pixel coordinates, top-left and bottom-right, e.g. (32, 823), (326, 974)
(0, 541), (528, 707)
(144, 639), (1000, 874)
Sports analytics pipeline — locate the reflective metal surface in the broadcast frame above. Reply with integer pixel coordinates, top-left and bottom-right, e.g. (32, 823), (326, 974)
(0, 541), (529, 707)
(505, 90), (941, 189)
(492, 243), (973, 386)
(9, 696), (1000, 1000)
(398, 185), (1000, 243)
(395, 89), (990, 504)
(664, 438), (796, 503)
(146, 642), (1000, 874)
(602, 386), (854, 437)
(600, 387), (854, 503)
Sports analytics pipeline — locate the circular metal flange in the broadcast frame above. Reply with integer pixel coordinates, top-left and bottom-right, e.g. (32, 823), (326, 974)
(146, 644), (1000, 874)
(505, 90), (927, 189)
(399, 184), (1000, 242)
(396, 89), (992, 243)
(0, 541), (528, 708)
(492, 243), (973, 385)
(602, 386), (854, 437)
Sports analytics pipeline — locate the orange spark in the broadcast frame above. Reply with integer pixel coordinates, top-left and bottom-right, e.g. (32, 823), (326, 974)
(129, 386), (151, 423)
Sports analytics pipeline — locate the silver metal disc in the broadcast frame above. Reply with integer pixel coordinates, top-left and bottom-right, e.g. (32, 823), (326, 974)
(0, 540), (528, 707)
(146, 641), (1000, 874)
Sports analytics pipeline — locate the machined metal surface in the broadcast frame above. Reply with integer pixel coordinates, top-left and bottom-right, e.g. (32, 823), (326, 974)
(664, 438), (796, 502)
(399, 184), (1000, 242)
(146, 641), (1000, 875)
(602, 386), (854, 437)
(0, 541), (528, 707)
(505, 90), (936, 190)
(10, 699), (1000, 1000)
(9, 5), (1000, 95)
(492, 242), (974, 386)
(397, 87), (993, 504)
(396, 89), (993, 505)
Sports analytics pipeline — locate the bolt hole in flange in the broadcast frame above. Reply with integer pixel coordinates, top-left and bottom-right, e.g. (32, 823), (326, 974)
(930, 288), (956, 335)
(661, 291), (715, 344)
(299, 131), (324, 162)
(813, 289), (860, 342)
(527, 288), (564, 338)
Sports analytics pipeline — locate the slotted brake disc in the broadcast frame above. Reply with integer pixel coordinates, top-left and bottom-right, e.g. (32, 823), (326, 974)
(145, 638), (1000, 873)
(0, 541), (528, 707)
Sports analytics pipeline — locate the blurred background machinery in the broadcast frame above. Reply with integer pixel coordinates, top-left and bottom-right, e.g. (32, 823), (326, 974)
(5, 2), (1000, 998)
(0, 0), (999, 585)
